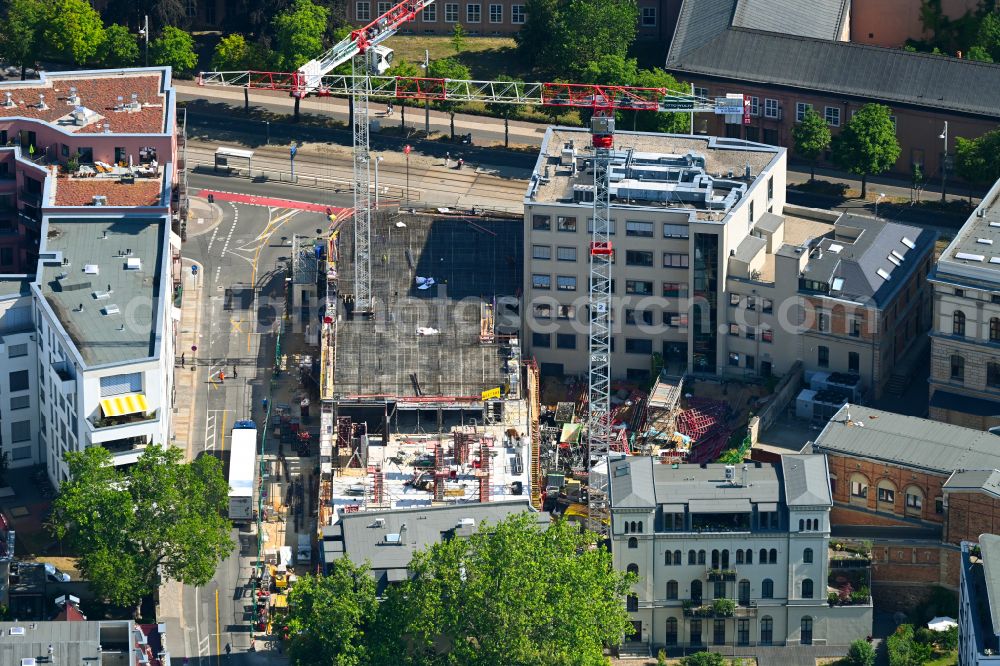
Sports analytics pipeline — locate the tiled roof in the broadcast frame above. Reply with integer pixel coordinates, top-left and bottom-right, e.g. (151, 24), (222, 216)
(0, 73), (166, 134)
(732, 0), (849, 41)
(53, 177), (162, 207)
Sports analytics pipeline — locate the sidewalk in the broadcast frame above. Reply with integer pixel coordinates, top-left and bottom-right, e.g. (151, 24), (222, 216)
(173, 253), (205, 461)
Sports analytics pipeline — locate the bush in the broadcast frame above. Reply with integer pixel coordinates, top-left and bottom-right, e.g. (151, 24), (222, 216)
(940, 625), (958, 651)
(846, 638), (876, 666)
(712, 598), (736, 616)
(657, 648), (668, 666)
(682, 652), (725, 666)
(914, 627), (937, 645)
(887, 624), (914, 666)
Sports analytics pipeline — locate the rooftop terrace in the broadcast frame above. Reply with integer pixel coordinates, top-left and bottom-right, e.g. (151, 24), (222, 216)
(0, 71), (168, 134)
(53, 175), (163, 207)
(36, 216), (165, 366)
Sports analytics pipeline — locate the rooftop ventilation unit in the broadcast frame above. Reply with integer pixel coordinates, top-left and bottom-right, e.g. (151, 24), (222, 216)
(890, 250), (905, 262)
(10, 627), (25, 636)
(92, 291), (110, 300)
(67, 86), (78, 105)
(876, 268), (892, 280)
(84, 264), (99, 275)
(20, 659), (36, 666)
(385, 533), (401, 544)
(2, 92), (13, 108)
(979, 238), (995, 245)
(126, 257), (141, 270)
(901, 237), (916, 249)
(956, 252), (986, 262)
(373, 517), (385, 528)
(92, 195), (108, 206)
(129, 92), (140, 110)
(991, 257), (1000, 265)
(456, 518), (476, 529)
(828, 244), (843, 254)
(102, 305), (120, 316)
(36, 93), (47, 110)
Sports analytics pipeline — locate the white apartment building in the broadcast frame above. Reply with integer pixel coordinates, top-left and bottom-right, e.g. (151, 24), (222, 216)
(960, 536), (1000, 664)
(0, 279), (40, 467)
(607, 454), (871, 652)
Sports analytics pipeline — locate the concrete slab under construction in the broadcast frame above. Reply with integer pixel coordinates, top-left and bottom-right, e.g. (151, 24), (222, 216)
(332, 211), (523, 401)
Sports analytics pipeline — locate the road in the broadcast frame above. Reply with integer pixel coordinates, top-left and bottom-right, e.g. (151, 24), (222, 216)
(172, 191), (329, 664)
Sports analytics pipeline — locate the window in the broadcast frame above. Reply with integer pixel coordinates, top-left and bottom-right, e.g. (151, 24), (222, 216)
(489, 3), (501, 22)
(713, 618), (726, 645)
(663, 282), (686, 298)
(761, 579), (773, 599)
(906, 488), (923, 511)
(745, 549), (753, 564)
(556, 333), (576, 349)
(8, 343), (27, 358)
(0, 247), (12, 266)
(951, 354), (965, 381)
(626, 221), (654, 237)
(953, 310), (966, 336)
(556, 276), (577, 291)
(767, 175), (773, 200)
(666, 618), (678, 646)
(626, 250), (654, 267)
(356, 1), (371, 21)
(817, 310), (829, 332)
(729, 323), (740, 337)
(992, 318), (1000, 342)
(889, 115), (897, 133)
(9, 370), (28, 392)
(761, 616), (773, 645)
(851, 474), (869, 499)
(698, 550), (706, 565)
(667, 580), (678, 599)
(532, 245), (551, 260)
(750, 96), (760, 117)
(626, 563), (639, 576)
(664, 550), (672, 564)
(444, 2), (459, 21)
(557, 216), (577, 232)
(738, 580), (750, 606)
(729, 353), (740, 367)
(625, 310), (653, 326)
(824, 106), (841, 126)
(641, 6), (656, 26)
(738, 618), (750, 646)
(795, 102), (812, 122)
(877, 483), (895, 502)
(11, 419), (30, 442)
(628, 537), (638, 549)
(849, 351), (860, 373)
(801, 579), (814, 599)
(532, 274), (551, 290)
(12, 446), (31, 461)
(989, 362), (1000, 389)
(664, 313), (688, 328)
(532, 333), (550, 348)
(663, 253), (690, 268)
(663, 223), (689, 238)
(556, 305), (576, 320)
(746, 355), (755, 369)
(803, 548), (813, 563)
(511, 4), (525, 23)
(749, 201), (755, 224)
(466, 3), (481, 22)
(769, 549), (777, 564)
(955, 288), (965, 297)
(625, 338), (653, 354)
(688, 550), (696, 565)
(376, 1), (391, 12)
(422, 4), (437, 20)
(762, 328), (774, 343)
(10, 395), (29, 410)
(625, 280), (653, 295)
(801, 617), (813, 645)
(626, 594), (638, 612)
(764, 98), (779, 119)
(693, 87), (709, 99)
(587, 217), (617, 235)
(556, 246), (577, 261)
(936, 497), (945, 514)
(818, 345), (829, 368)
(690, 619), (702, 646)
(532, 215), (551, 230)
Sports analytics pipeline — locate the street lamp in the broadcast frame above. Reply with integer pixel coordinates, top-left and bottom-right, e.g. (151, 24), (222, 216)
(138, 15), (149, 67)
(422, 49), (430, 135)
(404, 144), (412, 205)
(374, 154), (384, 210)
(940, 121), (949, 203)
(875, 192), (885, 220)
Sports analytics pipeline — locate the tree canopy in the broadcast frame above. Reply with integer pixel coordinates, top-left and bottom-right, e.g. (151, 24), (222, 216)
(0, 0), (45, 78)
(956, 128), (1000, 192)
(428, 58), (472, 138)
(272, 0), (330, 72)
(150, 26), (198, 74)
(792, 107), (832, 180)
(41, 0), (106, 65)
(49, 445), (232, 613)
(212, 33), (251, 71)
(285, 514), (635, 666)
(516, 0), (639, 79)
(101, 24), (139, 68)
(831, 103), (900, 198)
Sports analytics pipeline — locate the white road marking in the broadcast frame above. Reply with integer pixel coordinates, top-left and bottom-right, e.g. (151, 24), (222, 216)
(220, 202), (239, 258)
(206, 225), (220, 254)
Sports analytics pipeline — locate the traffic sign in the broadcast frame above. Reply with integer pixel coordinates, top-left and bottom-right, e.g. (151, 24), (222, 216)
(661, 100), (695, 111)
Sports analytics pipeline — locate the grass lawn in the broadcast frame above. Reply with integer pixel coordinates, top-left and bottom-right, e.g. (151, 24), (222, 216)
(383, 35), (525, 80)
(923, 650), (958, 666)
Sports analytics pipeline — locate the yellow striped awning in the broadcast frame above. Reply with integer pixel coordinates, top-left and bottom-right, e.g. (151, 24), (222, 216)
(100, 393), (148, 417)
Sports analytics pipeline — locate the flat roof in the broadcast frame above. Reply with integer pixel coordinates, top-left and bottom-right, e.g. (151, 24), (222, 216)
(813, 404), (1000, 474)
(0, 277), (31, 298)
(528, 128), (780, 221)
(333, 212), (520, 398)
(0, 620), (102, 663)
(53, 176), (162, 207)
(982, 534), (1000, 639)
(36, 216), (165, 366)
(935, 178), (1000, 286)
(0, 69), (169, 134)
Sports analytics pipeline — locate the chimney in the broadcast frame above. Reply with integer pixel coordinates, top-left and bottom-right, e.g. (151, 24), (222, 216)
(36, 93), (47, 110)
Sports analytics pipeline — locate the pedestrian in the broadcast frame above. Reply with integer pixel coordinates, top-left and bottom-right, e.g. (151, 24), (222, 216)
(180, 352), (185, 367)
(262, 397), (269, 411)
(219, 370), (225, 383)
(445, 151), (450, 167)
(457, 158), (464, 169)
(225, 643), (231, 655)
(233, 364), (238, 378)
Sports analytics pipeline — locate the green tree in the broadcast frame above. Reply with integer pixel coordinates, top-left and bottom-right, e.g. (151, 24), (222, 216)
(371, 514), (635, 665)
(428, 57), (472, 139)
(0, 0), (45, 79)
(149, 26), (198, 75)
(846, 638), (876, 666)
(286, 559), (378, 666)
(969, 44), (995, 61)
(451, 23), (467, 53)
(516, 0), (639, 79)
(41, 0), (106, 65)
(389, 59), (422, 132)
(632, 67), (690, 133)
(792, 107), (832, 181)
(976, 10), (1000, 60)
(955, 130), (1000, 199)
(49, 445), (232, 617)
(681, 652), (726, 666)
(212, 33), (250, 70)
(831, 103), (900, 198)
(484, 75), (525, 147)
(272, 0), (329, 72)
(101, 24), (139, 68)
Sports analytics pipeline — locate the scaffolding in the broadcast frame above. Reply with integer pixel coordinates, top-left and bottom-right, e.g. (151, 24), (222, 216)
(478, 441), (491, 503)
(527, 360), (542, 510)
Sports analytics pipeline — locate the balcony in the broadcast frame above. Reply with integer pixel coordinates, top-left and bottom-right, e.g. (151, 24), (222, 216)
(706, 568), (737, 582)
(52, 361), (75, 395)
(102, 436), (149, 465)
(735, 602), (757, 618)
(682, 598), (736, 618)
(89, 410), (158, 430)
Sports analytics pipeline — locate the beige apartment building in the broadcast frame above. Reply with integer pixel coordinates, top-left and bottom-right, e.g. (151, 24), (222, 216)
(522, 128), (934, 400)
(928, 178), (1000, 429)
